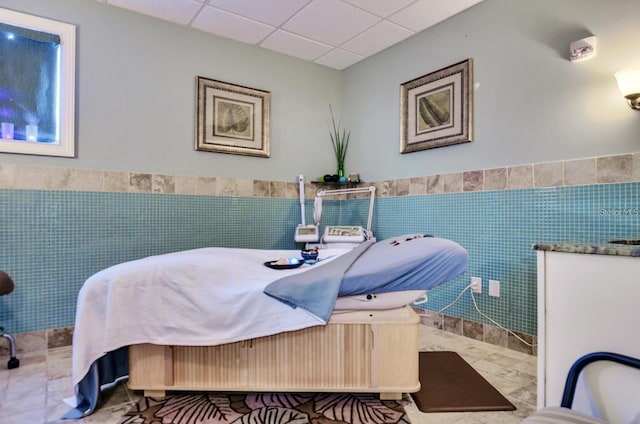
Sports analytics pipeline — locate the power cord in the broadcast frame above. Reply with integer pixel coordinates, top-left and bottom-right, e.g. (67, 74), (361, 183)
(414, 283), (536, 348)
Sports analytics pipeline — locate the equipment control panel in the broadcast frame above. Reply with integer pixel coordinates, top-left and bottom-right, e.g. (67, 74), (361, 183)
(323, 226), (365, 243)
(294, 225), (319, 243)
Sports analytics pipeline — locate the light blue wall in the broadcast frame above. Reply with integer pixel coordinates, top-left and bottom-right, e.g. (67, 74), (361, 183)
(342, 0), (640, 181)
(2, 0), (638, 182)
(0, 0), (342, 182)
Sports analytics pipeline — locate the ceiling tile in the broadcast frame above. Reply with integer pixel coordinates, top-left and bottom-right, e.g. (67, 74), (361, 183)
(342, 20), (414, 57)
(261, 30), (332, 61)
(191, 6), (275, 45)
(98, 0), (483, 70)
(389, 0), (482, 32)
(283, 0), (380, 46)
(207, 0), (311, 26)
(314, 48), (364, 70)
(107, 0), (203, 25)
(342, 0), (416, 18)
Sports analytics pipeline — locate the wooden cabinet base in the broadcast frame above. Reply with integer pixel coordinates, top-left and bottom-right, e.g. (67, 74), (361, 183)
(128, 306), (420, 399)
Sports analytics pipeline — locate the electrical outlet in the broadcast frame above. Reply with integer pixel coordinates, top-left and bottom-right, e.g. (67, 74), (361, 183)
(489, 280), (500, 297)
(471, 277), (482, 294)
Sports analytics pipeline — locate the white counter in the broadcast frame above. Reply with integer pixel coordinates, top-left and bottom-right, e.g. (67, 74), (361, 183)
(536, 249), (640, 423)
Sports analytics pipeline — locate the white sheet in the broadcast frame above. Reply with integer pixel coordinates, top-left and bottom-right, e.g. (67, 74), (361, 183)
(71, 246), (348, 386)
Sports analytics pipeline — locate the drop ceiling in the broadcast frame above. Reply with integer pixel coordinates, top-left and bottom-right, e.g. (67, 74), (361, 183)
(95, 0), (483, 70)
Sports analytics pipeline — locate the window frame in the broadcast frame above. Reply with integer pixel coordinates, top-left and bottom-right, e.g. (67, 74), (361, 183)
(0, 7), (76, 157)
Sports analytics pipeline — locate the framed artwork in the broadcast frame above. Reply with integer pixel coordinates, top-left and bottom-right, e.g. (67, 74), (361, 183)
(400, 59), (473, 153)
(196, 77), (270, 157)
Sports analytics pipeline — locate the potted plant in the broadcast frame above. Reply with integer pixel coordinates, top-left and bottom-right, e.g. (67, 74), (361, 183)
(329, 105), (350, 178)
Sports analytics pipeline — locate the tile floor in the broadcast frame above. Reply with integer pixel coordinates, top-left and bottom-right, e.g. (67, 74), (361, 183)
(0, 325), (537, 424)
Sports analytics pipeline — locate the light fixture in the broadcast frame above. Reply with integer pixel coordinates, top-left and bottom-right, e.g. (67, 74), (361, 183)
(614, 69), (640, 110)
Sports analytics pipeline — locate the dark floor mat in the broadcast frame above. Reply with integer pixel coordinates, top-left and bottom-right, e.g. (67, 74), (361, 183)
(410, 351), (517, 413)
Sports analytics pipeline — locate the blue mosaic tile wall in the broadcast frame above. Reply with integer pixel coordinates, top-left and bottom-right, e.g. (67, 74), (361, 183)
(0, 190), (302, 334)
(374, 182), (640, 335)
(1, 182), (639, 335)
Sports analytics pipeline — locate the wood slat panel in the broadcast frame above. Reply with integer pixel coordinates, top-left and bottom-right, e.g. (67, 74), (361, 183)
(247, 323), (372, 389)
(128, 306), (420, 395)
(173, 343), (247, 388)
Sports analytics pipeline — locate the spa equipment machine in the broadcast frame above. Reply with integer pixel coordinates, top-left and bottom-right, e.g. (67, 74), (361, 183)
(294, 174), (376, 248)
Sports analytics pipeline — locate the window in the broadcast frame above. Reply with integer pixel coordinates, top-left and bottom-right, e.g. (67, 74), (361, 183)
(0, 8), (75, 157)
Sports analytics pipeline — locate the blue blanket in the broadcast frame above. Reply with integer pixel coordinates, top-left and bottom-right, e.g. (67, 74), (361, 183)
(62, 347), (128, 418)
(263, 241), (374, 322)
(264, 236), (468, 318)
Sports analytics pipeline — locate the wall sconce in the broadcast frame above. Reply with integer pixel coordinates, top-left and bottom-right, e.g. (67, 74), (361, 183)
(614, 69), (640, 110)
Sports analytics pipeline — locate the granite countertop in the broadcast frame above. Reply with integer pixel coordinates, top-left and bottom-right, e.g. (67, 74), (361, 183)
(532, 240), (640, 257)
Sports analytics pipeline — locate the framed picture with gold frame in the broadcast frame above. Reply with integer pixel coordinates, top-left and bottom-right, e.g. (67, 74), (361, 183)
(400, 59), (473, 153)
(196, 77), (270, 157)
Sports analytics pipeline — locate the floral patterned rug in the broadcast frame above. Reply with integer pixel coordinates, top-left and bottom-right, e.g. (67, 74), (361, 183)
(118, 392), (409, 424)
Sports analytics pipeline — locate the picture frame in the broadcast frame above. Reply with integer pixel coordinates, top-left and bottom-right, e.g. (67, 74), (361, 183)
(196, 77), (270, 157)
(400, 59), (473, 153)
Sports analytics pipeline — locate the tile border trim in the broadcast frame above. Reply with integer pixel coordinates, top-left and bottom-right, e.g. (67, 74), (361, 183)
(1, 151), (639, 199)
(412, 308), (537, 356)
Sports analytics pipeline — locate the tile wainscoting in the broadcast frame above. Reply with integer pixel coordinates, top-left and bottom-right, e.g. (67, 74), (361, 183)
(2, 150), (639, 357)
(2, 151), (639, 197)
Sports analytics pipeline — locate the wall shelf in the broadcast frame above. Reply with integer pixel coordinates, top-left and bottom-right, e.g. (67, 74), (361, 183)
(310, 180), (363, 189)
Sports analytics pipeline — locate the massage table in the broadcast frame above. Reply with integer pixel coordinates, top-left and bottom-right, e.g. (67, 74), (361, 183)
(128, 301), (420, 400)
(65, 234), (468, 418)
